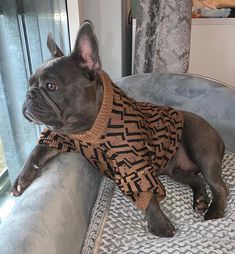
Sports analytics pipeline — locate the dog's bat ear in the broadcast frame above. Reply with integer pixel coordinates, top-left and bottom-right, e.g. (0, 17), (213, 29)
(72, 20), (101, 71)
(47, 33), (64, 58)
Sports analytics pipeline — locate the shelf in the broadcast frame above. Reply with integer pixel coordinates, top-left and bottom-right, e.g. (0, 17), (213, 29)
(192, 17), (235, 25)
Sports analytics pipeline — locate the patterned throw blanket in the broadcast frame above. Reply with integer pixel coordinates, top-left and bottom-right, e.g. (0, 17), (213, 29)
(82, 151), (235, 254)
(39, 71), (184, 211)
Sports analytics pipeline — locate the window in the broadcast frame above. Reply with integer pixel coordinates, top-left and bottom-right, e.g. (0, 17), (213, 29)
(0, 137), (8, 194)
(0, 138), (7, 176)
(0, 0), (70, 201)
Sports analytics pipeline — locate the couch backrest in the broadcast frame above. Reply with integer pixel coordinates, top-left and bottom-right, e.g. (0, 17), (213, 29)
(116, 72), (235, 152)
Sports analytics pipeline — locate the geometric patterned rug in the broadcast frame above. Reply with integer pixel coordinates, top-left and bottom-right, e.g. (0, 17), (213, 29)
(82, 151), (235, 254)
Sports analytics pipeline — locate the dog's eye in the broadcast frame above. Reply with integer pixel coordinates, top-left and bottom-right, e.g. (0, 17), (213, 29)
(46, 83), (58, 91)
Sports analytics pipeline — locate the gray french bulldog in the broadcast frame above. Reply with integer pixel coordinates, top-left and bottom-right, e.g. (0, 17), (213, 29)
(12, 21), (228, 237)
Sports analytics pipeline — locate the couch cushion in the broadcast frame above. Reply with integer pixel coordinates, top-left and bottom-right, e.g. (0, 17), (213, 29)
(82, 151), (235, 253)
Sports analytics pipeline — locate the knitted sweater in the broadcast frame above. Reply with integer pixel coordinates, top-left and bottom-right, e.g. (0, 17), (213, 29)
(39, 71), (184, 211)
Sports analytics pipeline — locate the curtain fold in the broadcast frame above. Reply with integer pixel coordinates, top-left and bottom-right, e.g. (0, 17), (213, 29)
(134, 0), (192, 74)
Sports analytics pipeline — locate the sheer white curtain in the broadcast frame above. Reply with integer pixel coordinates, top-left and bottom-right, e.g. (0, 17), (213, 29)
(0, 0), (70, 184)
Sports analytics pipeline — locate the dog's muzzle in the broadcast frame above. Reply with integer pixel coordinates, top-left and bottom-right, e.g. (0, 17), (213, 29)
(23, 87), (62, 124)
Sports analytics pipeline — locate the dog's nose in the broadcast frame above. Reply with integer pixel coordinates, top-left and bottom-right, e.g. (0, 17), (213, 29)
(27, 90), (36, 100)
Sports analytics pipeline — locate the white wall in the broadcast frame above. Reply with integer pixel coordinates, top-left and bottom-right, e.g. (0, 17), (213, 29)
(67, 0), (80, 49)
(68, 0), (124, 79)
(189, 18), (235, 88)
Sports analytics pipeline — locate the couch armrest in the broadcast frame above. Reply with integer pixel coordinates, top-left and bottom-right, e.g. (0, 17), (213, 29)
(0, 153), (101, 254)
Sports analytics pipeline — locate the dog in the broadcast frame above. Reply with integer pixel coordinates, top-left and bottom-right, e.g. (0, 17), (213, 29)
(12, 21), (228, 238)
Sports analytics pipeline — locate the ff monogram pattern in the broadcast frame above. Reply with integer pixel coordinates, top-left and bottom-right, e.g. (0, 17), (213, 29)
(39, 72), (184, 210)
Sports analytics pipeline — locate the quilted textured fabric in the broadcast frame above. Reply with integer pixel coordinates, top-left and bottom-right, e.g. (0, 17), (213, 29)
(82, 151), (235, 253)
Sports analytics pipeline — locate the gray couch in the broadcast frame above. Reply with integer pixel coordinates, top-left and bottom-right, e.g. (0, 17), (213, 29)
(0, 72), (234, 254)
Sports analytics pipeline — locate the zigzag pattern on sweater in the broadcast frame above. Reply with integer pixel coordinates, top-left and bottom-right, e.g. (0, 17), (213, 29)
(39, 72), (184, 211)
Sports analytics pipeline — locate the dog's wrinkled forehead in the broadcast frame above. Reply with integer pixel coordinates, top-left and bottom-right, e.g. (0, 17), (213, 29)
(31, 56), (80, 84)
(40, 57), (61, 69)
(35, 57), (67, 76)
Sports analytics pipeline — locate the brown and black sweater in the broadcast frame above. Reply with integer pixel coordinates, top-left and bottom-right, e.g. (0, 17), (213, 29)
(39, 71), (184, 211)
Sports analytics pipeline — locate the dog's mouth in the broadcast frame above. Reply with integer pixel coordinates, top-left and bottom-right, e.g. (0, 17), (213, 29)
(23, 103), (64, 130)
(23, 107), (44, 125)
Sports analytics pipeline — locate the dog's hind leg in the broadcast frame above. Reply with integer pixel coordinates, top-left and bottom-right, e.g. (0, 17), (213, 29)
(182, 111), (228, 220)
(201, 157), (228, 220)
(170, 168), (209, 214)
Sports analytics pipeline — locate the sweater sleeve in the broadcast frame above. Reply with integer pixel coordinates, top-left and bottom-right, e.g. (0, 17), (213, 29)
(112, 154), (166, 211)
(38, 129), (78, 153)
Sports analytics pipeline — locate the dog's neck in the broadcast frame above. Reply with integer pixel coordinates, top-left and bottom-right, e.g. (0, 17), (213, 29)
(69, 71), (113, 142)
(87, 75), (104, 128)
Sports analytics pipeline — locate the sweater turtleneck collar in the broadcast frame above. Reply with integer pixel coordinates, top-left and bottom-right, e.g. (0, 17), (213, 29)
(68, 71), (113, 143)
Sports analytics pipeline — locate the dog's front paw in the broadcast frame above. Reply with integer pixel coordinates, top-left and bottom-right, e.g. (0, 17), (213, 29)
(12, 175), (32, 196)
(147, 216), (176, 237)
(11, 165), (39, 196)
(146, 195), (176, 237)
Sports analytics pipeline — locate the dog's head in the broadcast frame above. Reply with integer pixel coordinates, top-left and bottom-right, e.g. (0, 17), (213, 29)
(23, 21), (104, 134)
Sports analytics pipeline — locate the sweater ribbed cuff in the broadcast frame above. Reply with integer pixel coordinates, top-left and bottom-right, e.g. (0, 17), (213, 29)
(135, 192), (153, 211)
